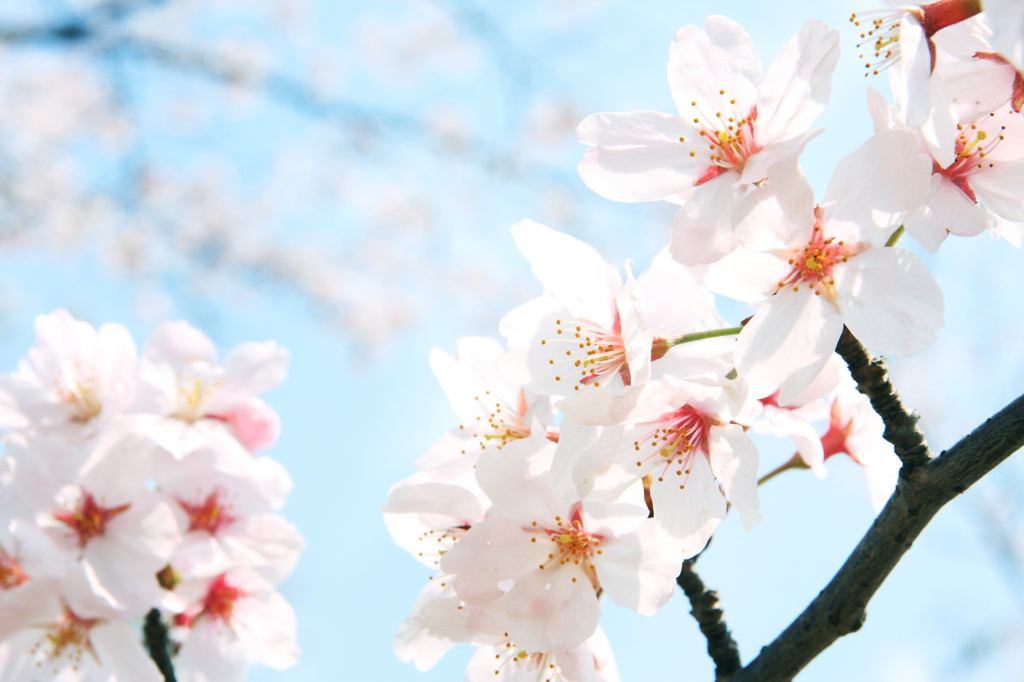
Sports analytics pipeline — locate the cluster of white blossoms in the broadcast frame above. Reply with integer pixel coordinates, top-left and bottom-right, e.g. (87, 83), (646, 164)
(387, 3), (1024, 680)
(0, 310), (302, 682)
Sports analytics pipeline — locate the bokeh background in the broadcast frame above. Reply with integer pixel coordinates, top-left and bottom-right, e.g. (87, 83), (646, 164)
(1, 0), (1023, 680)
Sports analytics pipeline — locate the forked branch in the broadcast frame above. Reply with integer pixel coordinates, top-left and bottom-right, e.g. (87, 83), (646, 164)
(727, 331), (1024, 681)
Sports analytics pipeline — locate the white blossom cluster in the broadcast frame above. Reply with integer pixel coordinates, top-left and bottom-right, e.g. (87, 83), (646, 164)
(0, 310), (303, 682)
(386, 3), (1024, 680)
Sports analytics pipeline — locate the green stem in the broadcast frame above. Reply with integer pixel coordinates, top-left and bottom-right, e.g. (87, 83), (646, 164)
(884, 225), (905, 247)
(670, 326), (744, 347)
(758, 453), (808, 486)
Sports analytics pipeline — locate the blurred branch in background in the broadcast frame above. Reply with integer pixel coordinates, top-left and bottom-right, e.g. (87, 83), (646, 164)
(0, 0), (622, 351)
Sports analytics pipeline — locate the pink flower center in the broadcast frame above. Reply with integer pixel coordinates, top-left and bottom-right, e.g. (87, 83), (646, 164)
(539, 307), (629, 392)
(777, 210), (855, 300)
(821, 400), (859, 463)
(682, 97), (763, 184)
(939, 120), (1007, 203)
(43, 609), (98, 664)
(53, 491), (131, 547)
(632, 404), (715, 490)
(0, 547), (28, 590)
(200, 574), (246, 625)
(178, 487), (238, 535)
(535, 506), (602, 589)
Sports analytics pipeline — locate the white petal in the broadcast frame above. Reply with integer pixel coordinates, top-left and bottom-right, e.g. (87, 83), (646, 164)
(90, 620), (164, 682)
(835, 248), (944, 356)
(669, 173), (742, 266)
(735, 288), (844, 403)
(650, 454), (726, 551)
(756, 19), (840, 143)
(667, 16), (762, 115)
(905, 174), (988, 252)
(577, 112), (705, 201)
(506, 565), (601, 652)
(708, 426), (761, 530)
(594, 520), (680, 616)
(972, 159), (1024, 223)
(511, 220), (621, 324)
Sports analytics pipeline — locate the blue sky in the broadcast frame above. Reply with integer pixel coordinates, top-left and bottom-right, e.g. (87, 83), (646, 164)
(3, 0), (1024, 680)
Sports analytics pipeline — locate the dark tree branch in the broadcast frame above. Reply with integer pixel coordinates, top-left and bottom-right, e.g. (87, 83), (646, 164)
(729, 387), (1024, 681)
(834, 326), (932, 472)
(144, 608), (177, 682)
(677, 554), (742, 681)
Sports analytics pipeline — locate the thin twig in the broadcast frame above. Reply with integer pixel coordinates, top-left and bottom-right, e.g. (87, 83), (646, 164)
(728, 388), (1024, 681)
(144, 608), (177, 682)
(834, 326), (932, 473)
(677, 553), (743, 681)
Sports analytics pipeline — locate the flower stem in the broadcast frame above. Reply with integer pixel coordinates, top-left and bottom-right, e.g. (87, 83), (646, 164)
(758, 453), (808, 486)
(670, 326), (744, 347)
(884, 225), (905, 247)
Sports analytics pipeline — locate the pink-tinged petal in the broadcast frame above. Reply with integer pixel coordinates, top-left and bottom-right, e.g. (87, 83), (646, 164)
(594, 520), (680, 616)
(89, 620), (164, 682)
(577, 112), (705, 202)
(972, 159), (1024, 223)
(689, 248), (790, 304)
(756, 19), (840, 144)
(218, 514), (305, 584)
(835, 248), (944, 356)
(442, 518), (547, 604)
(506, 565), (601, 652)
(669, 173), (742, 266)
(708, 426), (761, 530)
(650, 453), (726, 551)
(578, 488), (648, 538)
(824, 130), (932, 239)
(905, 175), (988, 252)
(667, 16), (762, 115)
(939, 54), (1016, 121)
(511, 220), (621, 325)
(220, 398), (280, 450)
(986, 210), (1024, 247)
(429, 337), (515, 426)
(383, 482), (483, 569)
(636, 249), (716, 337)
(735, 288), (844, 404)
(144, 320), (217, 366)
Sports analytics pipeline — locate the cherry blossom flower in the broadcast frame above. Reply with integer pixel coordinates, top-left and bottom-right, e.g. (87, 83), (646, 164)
(558, 375), (759, 556)
(463, 627), (620, 682)
(577, 17), (839, 264)
(851, 0), (981, 160)
(171, 569), (299, 682)
(133, 320), (288, 458)
(3, 432), (181, 616)
(0, 576), (163, 682)
(869, 87), (1024, 250)
(154, 446), (302, 582)
(750, 355), (848, 478)
(0, 310), (137, 440)
(692, 132), (941, 403)
(500, 220), (718, 397)
(818, 384), (901, 511)
(413, 335), (556, 486)
(440, 436), (680, 652)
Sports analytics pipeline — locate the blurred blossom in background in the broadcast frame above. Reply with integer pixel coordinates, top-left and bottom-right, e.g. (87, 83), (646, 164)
(1, 0), (1024, 680)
